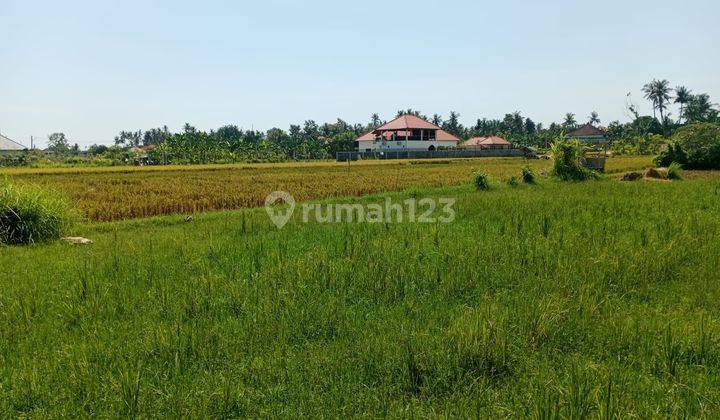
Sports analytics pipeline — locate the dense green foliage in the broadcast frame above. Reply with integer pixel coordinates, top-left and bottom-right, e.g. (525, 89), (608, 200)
(522, 165), (536, 184)
(1, 180), (720, 416)
(669, 123), (720, 169)
(551, 139), (597, 181)
(473, 170), (491, 190)
(1, 79), (716, 168)
(655, 142), (689, 167)
(0, 181), (73, 244)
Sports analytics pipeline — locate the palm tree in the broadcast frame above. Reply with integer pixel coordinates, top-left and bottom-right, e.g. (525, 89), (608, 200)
(674, 86), (692, 123)
(563, 113), (577, 129)
(370, 113), (381, 129)
(684, 93), (714, 123)
(642, 79), (672, 123)
(588, 111), (600, 126)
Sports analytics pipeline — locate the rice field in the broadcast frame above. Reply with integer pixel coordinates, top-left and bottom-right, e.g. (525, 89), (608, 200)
(2, 156), (652, 221)
(1, 176), (720, 417)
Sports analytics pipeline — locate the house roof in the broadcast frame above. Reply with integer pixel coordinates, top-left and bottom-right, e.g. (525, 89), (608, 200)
(461, 136), (511, 146)
(374, 114), (443, 131)
(357, 114), (460, 142)
(567, 124), (606, 137)
(0, 133), (27, 151)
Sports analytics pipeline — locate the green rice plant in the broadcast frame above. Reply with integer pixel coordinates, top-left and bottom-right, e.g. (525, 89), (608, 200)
(507, 176), (519, 187)
(0, 180), (74, 245)
(1, 156), (651, 221)
(667, 162), (683, 180)
(522, 165), (536, 184)
(473, 170), (491, 190)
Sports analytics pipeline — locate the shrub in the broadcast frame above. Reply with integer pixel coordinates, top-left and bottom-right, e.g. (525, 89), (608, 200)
(654, 142), (688, 167)
(550, 138), (598, 181)
(521, 166), (536, 184)
(667, 162), (683, 180)
(0, 181), (74, 245)
(507, 176), (519, 187)
(670, 122), (720, 169)
(473, 170), (491, 191)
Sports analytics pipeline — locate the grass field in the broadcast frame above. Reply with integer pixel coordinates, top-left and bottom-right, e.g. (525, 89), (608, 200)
(2, 175), (720, 417)
(2, 156), (653, 221)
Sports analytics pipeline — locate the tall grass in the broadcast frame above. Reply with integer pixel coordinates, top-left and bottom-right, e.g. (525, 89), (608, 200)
(0, 180), (73, 245)
(4, 157), (651, 221)
(1, 170), (716, 417)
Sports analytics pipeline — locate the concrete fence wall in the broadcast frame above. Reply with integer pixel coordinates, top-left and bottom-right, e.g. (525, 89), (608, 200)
(336, 148), (532, 162)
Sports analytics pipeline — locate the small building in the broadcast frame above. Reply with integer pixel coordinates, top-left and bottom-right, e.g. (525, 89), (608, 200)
(357, 114), (459, 152)
(0, 133), (27, 152)
(567, 124), (607, 144)
(459, 136), (512, 149)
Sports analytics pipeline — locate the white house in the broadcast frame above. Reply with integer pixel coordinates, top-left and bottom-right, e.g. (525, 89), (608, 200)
(356, 114), (460, 152)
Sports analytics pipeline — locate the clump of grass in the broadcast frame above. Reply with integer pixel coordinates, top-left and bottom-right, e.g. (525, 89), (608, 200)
(522, 166), (536, 184)
(507, 176), (519, 187)
(667, 162), (683, 180)
(473, 170), (491, 191)
(0, 181), (74, 245)
(551, 138), (598, 181)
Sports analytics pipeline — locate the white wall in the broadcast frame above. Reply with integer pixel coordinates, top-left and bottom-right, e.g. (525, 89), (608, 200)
(358, 140), (457, 152)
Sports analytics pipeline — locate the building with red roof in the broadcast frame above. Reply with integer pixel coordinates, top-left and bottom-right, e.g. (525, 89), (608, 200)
(567, 124), (607, 144)
(458, 136), (512, 149)
(356, 114), (460, 152)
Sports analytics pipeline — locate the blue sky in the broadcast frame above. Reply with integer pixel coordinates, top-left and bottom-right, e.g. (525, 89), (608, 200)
(2, 0), (719, 147)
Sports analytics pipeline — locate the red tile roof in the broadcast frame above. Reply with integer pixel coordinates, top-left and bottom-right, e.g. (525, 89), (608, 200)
(357, 114), (460, 142)
(435, 130), (460, 142)
(357, 132), (376, 142)
(374, 114), (442, 131)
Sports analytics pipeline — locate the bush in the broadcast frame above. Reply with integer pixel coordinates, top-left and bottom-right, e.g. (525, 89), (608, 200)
(654, 142), (688, 167)
(550, 138), (598, 181)
(0, 181), (74, 245)
(670, 123), (720, 169)
(667, 162), (683, 180)
(473, 170), (491, 191)
(507, 176), (519, 187)
(521, 166), (536, 184)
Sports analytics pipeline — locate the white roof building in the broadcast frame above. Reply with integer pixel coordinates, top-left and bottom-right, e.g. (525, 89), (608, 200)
(0, 133), (27, 151)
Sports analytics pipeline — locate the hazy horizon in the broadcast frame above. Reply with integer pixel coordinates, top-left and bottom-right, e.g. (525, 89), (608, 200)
(2, 0), (719, 148)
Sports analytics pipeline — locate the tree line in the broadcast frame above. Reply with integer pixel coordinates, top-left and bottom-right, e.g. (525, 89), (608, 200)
(37, 79), (718, 164)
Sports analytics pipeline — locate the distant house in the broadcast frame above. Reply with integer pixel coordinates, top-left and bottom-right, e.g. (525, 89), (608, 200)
(0, 133), (27, 152)
(567, 124), (607, 144)
(357, 114), (460, 151)
(459, 136), (512, 149)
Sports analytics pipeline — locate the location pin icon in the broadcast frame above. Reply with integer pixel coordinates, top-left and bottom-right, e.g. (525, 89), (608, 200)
(264, 191), (296, 229)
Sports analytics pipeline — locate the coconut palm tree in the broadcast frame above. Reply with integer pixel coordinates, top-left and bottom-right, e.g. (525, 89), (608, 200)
(563, 113), (577, 129)
(684, 93), (715, 123)
(588, 111), (600, 126)
(674, 86), (692, 123)
(642, 79), (672, 123)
